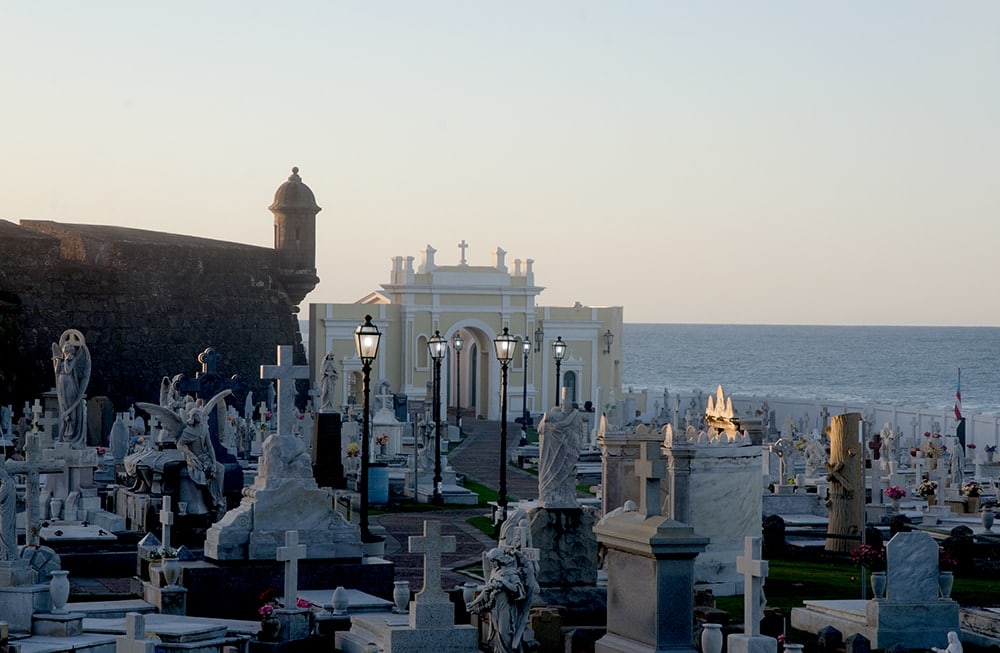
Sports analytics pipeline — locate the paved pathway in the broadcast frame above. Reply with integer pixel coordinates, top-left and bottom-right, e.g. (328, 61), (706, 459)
(372, 418), (538, 590)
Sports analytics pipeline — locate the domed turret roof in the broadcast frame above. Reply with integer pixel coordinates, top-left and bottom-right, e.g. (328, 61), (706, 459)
(269, 167), (321, 214)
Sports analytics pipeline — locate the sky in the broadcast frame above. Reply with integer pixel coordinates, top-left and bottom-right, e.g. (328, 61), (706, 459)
(3, 2), (999, 327)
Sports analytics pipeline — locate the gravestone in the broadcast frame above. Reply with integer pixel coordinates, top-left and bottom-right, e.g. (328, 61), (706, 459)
(594, 439), (709, 653)
(336, 520), (477, 653)
(727, 537), (777, 653)
(260, 345), (309, 437)
(791, 531), (959, 649)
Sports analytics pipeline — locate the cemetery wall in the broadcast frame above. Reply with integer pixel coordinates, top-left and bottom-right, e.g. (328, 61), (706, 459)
(0, 220), (309, 411)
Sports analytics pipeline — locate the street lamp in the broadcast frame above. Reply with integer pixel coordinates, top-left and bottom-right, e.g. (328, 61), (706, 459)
(427, 330), (447, 505)
(452, 331), (463, 435)
(520, 337), (531, 442)
(355, 314), (381, 543)
(603, 329), (614, 355)
(494, 327), (517, 526)
(552, 336), (566, 406)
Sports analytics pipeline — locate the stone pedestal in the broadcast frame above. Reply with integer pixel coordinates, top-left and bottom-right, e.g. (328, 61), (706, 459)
(594, 513), (708, 653)
(32, 611), (85, 637)
(0, 583), (50, 634)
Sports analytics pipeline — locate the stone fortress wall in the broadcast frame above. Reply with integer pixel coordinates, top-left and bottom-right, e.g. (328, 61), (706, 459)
(0, 218), (307, 412)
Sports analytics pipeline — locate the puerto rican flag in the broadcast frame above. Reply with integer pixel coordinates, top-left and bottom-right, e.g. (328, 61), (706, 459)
(954, 368), (963, 420)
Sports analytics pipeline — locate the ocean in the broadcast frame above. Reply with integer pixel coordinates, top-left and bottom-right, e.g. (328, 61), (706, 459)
(622, 324), (1000, 417)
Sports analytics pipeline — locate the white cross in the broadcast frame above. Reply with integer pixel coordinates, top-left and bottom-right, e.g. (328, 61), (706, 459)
(458, 239), (469, 264)
(634, 441), (666, 518)
(7, 432), (65, 546)
(408, 520), (456, 601)
(276, 530), (307, 607)
(736, 536), (768, 637)
(260, 346), (309, 436)
(159, 496), (174, 552)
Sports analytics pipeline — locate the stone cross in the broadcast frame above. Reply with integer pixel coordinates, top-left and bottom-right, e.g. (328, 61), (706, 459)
(276, 529), (307, 607)
(35, 410), (60, 444)
(159, 496), (174, 552)
(736, 536), (768, 637)
(7, 433), (65, 546)
(116, 612), (156, 653)
(408, 520), (456, 601)
(260, 345), (309, 436)
(458, 239), (469, 265)
(634, 440), (666, 518)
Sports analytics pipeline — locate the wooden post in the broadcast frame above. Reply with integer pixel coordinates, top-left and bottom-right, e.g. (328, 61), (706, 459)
(825, 412), (863, 553)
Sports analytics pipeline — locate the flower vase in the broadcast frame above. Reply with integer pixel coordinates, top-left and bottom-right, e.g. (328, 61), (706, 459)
(982, 509), (994, 532)
(160, 557), (181, 587)
(939, 571), (954, 599)
(332, 586), (349, 615)
(49, 498), (63, 521)
(393, 581), (410, 613)
(49, 570), (70, 613)
(869, 571), (886, 600)
(701, 623), (724, 653)
(462, 581), (478, 606)
(968, 497), (981, 513)
(927, 493), (937, 506)
(891, 498), (901, 511)
(988, 451), (995, 463)
(259, 616), (281, 641)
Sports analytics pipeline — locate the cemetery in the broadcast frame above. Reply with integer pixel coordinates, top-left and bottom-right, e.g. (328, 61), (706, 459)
(2, 177), (999, 653)
(4, 321), (1000, 653)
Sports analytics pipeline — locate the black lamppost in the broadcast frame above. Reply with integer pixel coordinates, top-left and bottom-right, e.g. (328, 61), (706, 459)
(603, 329), (614, 354)
(552, 336), (566, 406)
(355, 314), (381, 543)
(427, 330), (447, 505)
(520, 337), (531, 441)
(452, 331), (463, 435)
(494, 327), (517, 526)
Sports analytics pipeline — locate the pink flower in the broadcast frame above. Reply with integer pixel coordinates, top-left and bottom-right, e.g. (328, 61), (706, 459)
(296, 598), (312, 609)
(258, 604), (274, 618)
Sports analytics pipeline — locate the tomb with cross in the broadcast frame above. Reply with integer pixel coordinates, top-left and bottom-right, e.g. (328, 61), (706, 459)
(593, 433), (709, 653)
(173, 346), (249, 464)
(336, 519), (477, 653)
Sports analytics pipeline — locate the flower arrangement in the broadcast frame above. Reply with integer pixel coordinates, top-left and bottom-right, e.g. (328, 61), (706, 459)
(939, 547), (957, 572)
(915, 479), (938, 498)
(910, 447), (920, 457)
(786, 477), (797, 486)
(346, 442), (360, 458)
(148, 545), (177, 560)
(961, 481), (982, 497)
(375, 433), (389, 446)
(987, 445), (997, 454)
(95, 446), (106, 456)
(924, 431), (931, 438)
(258, 604), (275, 619)
(296, 598), (312, 609)
(933, 432), (942, 439)
(967, 443), (977, 450)
(850, 543), (885, 571)
(884, 486), (906, 500)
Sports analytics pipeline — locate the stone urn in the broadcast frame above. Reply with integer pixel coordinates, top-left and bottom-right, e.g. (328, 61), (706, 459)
(869, 571), (887, 600)
(259, 615), (281, 641)
(332, 586), (349, 615)
(160, 557), (181, 587)
(701, 623), (723, 653)
(939, 571), (954, 599)
(982, 509), (994, 532)
(49, 570), (70, 613)
(393, 581), (410, 613)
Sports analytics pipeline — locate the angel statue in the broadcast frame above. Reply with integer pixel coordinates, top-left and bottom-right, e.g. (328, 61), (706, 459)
(135, 389), (232, 519)
(52, 329), (91, 447)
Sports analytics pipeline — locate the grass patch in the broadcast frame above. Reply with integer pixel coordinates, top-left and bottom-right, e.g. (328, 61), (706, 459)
(468, 515), (495, 538)
(462, 477), (501, 505)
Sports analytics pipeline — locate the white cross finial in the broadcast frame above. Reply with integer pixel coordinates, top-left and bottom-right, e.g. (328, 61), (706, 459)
(736, 536), (768, 636)
(260, 345), (310, 436)
(634, 441), (666, 518)
(408, 520), (456, 601)
(458, 240), (469, 265)
(276, 530), (308, 607)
